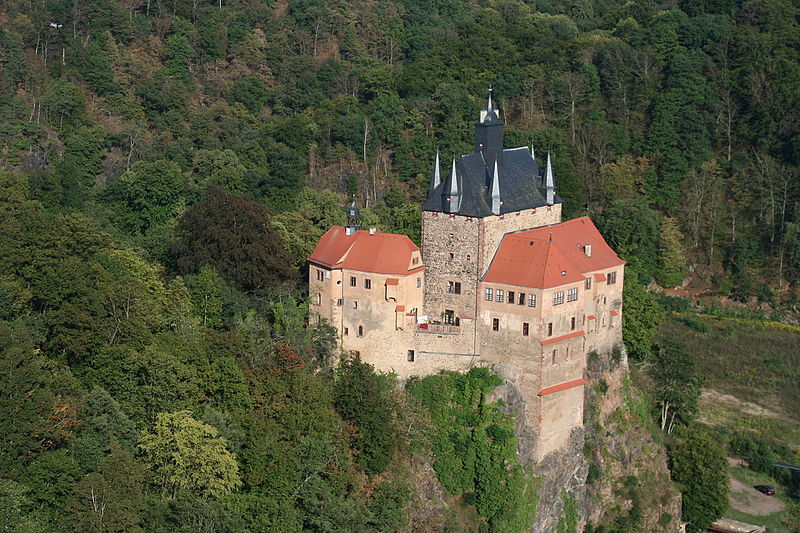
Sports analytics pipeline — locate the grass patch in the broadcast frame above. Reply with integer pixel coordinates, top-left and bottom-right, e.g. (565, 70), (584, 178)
(656, 313), (800, 415)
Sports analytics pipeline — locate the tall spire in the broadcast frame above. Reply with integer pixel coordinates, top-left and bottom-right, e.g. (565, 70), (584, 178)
(487, 85), (494, 114)
(545, 153), (555, 206)
(530, 144), (536, 162)
(429, 149), (441, 197)
(490, 159), (501, 215)
(442, 158), (461, 213)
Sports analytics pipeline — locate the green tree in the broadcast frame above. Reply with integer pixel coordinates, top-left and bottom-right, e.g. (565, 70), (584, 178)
(0, 344), (83, 475)
(0, 479), (49, 533)
(63, 445), (146, 533)
(335, 359), (398, 475)
(599, 199), (661, 281)
(651, 340), (702, 433)
(191, 149), (246, 194)
(188, 265), (224, 328)
(655, 217), (687, 288)
(21, 449), (82, 523)
(112, 160), (186, 234)
(621, 274), (662, 360)
(57, 126), (109, 209)
(670, 427), (729, 533)
(68, 387), (138, 472)
(139, 410), (242, 499)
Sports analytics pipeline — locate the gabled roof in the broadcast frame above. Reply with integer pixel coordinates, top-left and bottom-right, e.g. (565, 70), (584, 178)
(308, 226), (422, 276)
(482, 217), (624, 289)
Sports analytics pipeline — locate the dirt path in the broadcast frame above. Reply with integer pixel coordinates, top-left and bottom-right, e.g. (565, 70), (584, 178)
(728, 476), (786, 516)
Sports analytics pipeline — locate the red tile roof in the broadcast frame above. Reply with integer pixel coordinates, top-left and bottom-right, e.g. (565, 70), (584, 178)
(386, 278), (399, 285)
(483, 217), (624, 289)
(538, 378), (587, 396)
(610, 310), (619, 316)
(587, 315), (596, 320)
(309, 227), (422, 276)
(395, 305), (405, 312)
(541, 330), (585, 345)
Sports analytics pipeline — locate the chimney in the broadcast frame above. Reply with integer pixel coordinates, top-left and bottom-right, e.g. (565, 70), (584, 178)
(369, 227), (376, 235)
(584, 244), (592, 257)
(345, 227), (354, 236)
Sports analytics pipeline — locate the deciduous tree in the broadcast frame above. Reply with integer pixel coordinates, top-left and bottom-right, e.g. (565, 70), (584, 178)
(139, 410), (242, 499)
(171, 186), (294, 292)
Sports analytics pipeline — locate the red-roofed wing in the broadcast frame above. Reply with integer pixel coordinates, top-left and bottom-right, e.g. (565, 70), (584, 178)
(483, 217), (623, 289)
(308, 227), (422, 276)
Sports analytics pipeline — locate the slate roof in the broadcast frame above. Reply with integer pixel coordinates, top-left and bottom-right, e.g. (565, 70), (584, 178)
(422, 147), (562, 217)
(308, 226), (423, 276)
(482, 217), (624, 289)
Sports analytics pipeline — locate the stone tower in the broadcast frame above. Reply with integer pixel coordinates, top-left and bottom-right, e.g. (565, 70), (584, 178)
(421, 91), (563, 343)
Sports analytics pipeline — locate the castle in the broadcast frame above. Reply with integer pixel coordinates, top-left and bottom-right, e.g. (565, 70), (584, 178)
(308, 94), (625, 461)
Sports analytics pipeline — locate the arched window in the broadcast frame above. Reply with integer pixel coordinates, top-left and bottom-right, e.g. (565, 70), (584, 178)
(357, 325), (364, 337)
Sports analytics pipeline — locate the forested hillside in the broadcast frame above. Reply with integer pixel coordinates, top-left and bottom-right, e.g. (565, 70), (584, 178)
(1, 0), (799, 531)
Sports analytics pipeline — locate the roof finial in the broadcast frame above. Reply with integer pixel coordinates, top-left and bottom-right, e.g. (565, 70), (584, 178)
(530, 144), (536, 162)
(545, 152), (555, 206)
(490, 159), (501, 215)
(487, 85), (494, 112)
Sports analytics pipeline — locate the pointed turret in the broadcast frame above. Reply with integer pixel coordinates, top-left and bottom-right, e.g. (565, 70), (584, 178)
(490, 159), (501, 215)
(545, 153), (555, 205)
(442, 158), (461, 213)
(346, 200), (362, 235)
(475, 88), (504, 169)
(429, 150), (441, 197)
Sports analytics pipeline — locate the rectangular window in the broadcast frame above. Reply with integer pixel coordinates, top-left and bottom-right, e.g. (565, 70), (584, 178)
(507, 291), (515, 304)
(350, 276), (356, 287)
(528, 294), (536, 307)
(518, 293), (525, 305)
(353, 301), (358, 309)
(336, 299), (343, 306)
(454, 282), (461, 295)
(523, 322), (529, 336)
(417, 277), (421, 288)
(496, 290), (504, 302)
(567, 287), (578, 302)
(607, 271), (617, 285)
(444, 310), (456, 325)
(492, 318), (500, 331)
(412, 257), (419, 265)
(407, 350), (415, 362)
(315, 293), (321, 305)
(585, 277), (592, 290)
(571, 316), (576, 330)
(485, 288), (493, 301)
(316, 269), (324, 281)
(547, 322), (553, 336)
(344, 327), (349, 336)
(553, 291), (565, 305)
(364, 279), (372, 289)
(552, 349), (557, 365)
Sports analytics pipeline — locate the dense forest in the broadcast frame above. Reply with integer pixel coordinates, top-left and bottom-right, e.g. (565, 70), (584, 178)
(0, 0), (799, 530)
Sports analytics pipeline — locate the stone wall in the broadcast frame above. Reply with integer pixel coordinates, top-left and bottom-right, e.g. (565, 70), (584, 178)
(421, 212), (481, 323)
